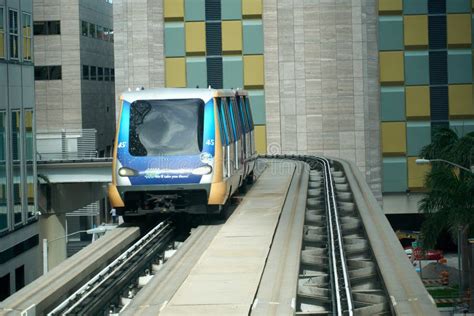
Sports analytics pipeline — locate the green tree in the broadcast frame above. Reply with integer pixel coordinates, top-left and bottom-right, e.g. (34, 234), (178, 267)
(419, 128), (474, 295)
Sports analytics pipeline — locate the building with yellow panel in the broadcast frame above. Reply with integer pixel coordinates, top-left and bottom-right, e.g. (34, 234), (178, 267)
(378, 0), (474, 214)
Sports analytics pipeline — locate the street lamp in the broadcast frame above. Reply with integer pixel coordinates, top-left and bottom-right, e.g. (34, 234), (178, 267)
(415, 158), (474, 174)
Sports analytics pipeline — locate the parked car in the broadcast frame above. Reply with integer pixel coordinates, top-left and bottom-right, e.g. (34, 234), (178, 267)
(404, 247), (444, 261)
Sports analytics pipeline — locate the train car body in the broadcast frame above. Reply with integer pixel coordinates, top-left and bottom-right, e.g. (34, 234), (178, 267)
(108, 88), (257, 216)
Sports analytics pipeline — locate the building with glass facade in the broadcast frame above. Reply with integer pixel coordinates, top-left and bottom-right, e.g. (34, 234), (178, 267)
(0, 0), (38, 301)
(378, 0), (474, 213)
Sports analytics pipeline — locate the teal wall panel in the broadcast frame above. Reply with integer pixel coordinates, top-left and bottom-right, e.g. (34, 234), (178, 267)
(185, 0), (205, 21)
(223, 56), (243, 89)
(243, 20), (264, 55)
(248, 90), (265, 125)
(381, 87), (405, 121)
(407, 121), (431, 156)
(222, 0), (242, 20)
(383, 157), (408, 193)
(450, 120), (474, 137)
(448, 50), (473, 84)
(403, 0), (428, 14)
(186, 57), (207, 88)
(446, 0), (471, 13)
(379, 16), (404, 51)
(164, 23), (185, 57)
(405, 51), (429, 85)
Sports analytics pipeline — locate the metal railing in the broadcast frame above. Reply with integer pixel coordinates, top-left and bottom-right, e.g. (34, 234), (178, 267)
(36, 129), (99, 161)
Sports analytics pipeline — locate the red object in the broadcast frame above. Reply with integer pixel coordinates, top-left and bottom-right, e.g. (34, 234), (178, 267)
(404, 246), (444, 261)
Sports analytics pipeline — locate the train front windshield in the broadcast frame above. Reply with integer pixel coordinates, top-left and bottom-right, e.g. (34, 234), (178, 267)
(129, 99), (204, 156)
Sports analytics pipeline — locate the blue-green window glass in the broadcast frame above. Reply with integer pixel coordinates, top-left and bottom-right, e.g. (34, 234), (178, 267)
(378, 16), (403, 51)
(382, 157), (408, 193)
(11, 111), (22, 225)
(185, 0), (205, 21)
(24, 110), (34, 218)
(405, 51), (429, 85)
(407, 121), (431, 156)
(450, 120), (474, 137)
(164, 22), (185, 57)
(243, 20), (263, 55)
(403, 0), (428, 14)
(0, 112), (6, 231)
(448, 50), (472, 84)
(221, 0), (242, 20)
(380, 87), (405, 121)
(223, 56), (243, 89)
(446, 0), (471, 13)
(186, 57), (207, 88)
(248, 90), (265, 125)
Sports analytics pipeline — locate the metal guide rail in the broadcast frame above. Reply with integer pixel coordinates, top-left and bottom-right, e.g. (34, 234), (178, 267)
(48, 220), (175, 315)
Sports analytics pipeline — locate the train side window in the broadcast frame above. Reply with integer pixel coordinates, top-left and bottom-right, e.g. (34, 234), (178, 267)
(231, 97), (243, 139)
(244, 96), (254, 131)
(222, 99), (235, 143)
(217, 98), (229, 146)
(236, 97), (249, 134)
(227, 97), (241, 141)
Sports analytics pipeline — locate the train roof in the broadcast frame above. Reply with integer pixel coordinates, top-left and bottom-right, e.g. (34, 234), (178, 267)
(120, 88), (248, 103)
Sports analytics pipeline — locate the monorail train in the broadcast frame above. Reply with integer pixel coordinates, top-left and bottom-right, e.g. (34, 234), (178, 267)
(108, 88), (257, 218)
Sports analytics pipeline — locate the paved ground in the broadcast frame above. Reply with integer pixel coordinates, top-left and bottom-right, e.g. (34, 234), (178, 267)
(413, 253), (460, 286)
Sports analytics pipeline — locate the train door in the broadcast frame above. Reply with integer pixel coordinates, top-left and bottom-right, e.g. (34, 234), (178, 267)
(244, 96), (256, 156)
(222, 98), (236, 176)
(228, 97), (243, 171)
(217, 98), (230, 178)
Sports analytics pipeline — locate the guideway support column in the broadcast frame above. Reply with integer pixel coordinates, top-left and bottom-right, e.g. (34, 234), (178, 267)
(39, 213), (67, 273)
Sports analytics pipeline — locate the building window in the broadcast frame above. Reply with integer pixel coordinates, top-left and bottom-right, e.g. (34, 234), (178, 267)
(33, 20), (60, 35)
(0, 273), (10, 300)
(89, 22), (96, 38)
(82, 65), (89, 80)
(34, 66), (62, 80)
(0, 8), (5, 59)
(15, 265), (24, 291)
(98, 67), (103, 81)
(104, 68), (110, 81)
(11, 111), (22, 225)
(0, 112), (7, 232)
(97, 25), (104, 40)
(8, 9), (19, 59)
(22, 13), (32, 61)
(24, 110), (34, 219)
(90, 66), (97, 80)
(81, 20), (88, 36)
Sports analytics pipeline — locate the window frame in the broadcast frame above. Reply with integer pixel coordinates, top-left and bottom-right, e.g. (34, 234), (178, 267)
(23, 109), (35, 221)
(82, 65), (89, 80)
(8, 8), (19, 60)
(0, 7), (5, 59)
(0, 111), (8, 233)
(21, 12), (32, 62)
(11, 110), (24, 226)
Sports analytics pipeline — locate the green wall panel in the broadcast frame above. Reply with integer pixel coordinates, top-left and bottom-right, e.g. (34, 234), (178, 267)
(186, 57), (207, 88)
(404, 51), (429, 85)
(403, 0), (427, 14)
(243, 20), (264, 55)
(378, 16), (404, 51)
(185, 0), (205, 21)
(446, 0), (471, 13)
(383, 157), (408, 193)
(381, 87), (405, 121)
(164, 23), (185, 57)
(448, 50), (473, 84)
(223, 56), (243, 89)
(407, 121), (431, 156)
(222, 0), (242, 20)
(248, 90), (265, 125)
(450, 120), (474, 137)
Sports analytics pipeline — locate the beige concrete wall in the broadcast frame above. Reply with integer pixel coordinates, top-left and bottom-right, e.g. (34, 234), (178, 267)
(263, 0), (382, 200)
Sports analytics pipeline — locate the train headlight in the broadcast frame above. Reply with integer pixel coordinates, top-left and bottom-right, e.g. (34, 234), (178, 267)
(118, 167), (138, 177)
(192, 165), (212, 175)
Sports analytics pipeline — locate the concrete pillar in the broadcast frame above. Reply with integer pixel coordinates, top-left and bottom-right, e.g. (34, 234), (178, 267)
(39, 213), (67, 273)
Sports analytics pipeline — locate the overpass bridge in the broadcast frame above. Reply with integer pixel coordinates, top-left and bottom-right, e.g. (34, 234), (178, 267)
(1, 157), (440, 315)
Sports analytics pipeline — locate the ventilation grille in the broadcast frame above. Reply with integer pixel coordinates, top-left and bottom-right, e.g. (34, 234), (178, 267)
(429, 51), (447, 85)
(429, 16), (446, 50)
(207, 57), (223, 89)
(430, 86), (449, 121)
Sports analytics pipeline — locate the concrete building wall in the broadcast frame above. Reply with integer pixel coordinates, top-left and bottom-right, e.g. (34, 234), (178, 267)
(113, 0), (165, 112)
(263, 0), (382, 199)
